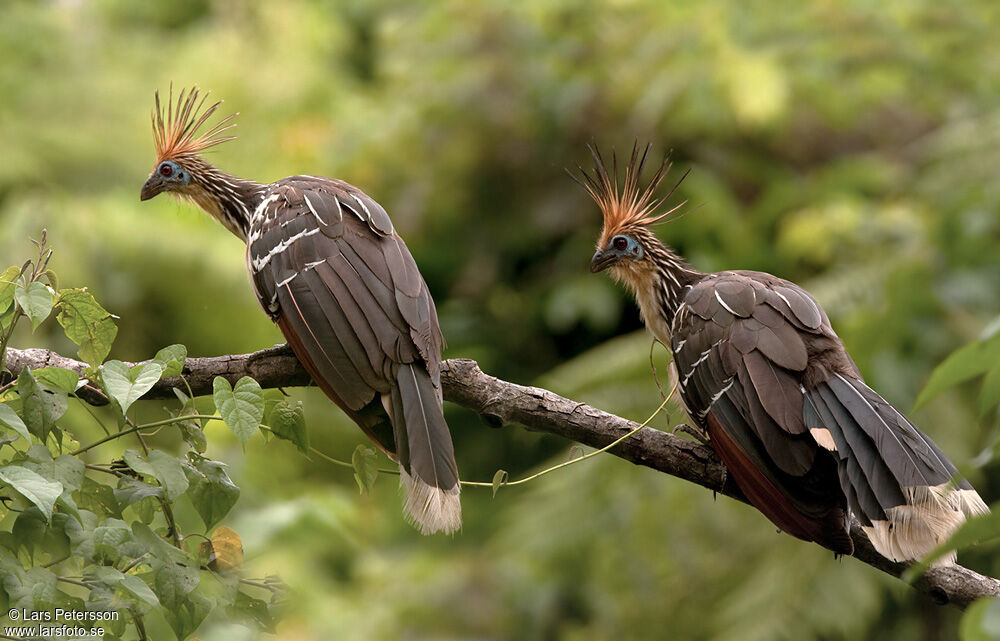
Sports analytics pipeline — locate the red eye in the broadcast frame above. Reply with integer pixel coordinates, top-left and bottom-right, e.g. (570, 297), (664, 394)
(613, 236), (628, 251)
(159, 163), (173, 177)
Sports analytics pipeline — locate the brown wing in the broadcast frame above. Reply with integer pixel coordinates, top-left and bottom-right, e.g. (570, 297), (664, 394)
(672, 271), (853, 553)
(246, 176), (460, 533)
(673, 270), (986, 558)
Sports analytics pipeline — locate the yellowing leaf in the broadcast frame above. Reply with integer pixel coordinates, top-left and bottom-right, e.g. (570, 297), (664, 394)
(210, 525), (244, 571)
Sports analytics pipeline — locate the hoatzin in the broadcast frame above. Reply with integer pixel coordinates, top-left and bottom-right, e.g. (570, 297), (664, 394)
(139, 87), (461, 534)
(580, 145), (988, 562)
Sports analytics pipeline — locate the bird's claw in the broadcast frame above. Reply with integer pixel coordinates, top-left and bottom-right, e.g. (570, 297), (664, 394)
(672, 423), (710, 444)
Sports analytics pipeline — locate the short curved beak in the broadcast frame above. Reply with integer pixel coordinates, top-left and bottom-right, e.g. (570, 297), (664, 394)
(140, 174), (164, 201)
(590, 249), (616, 273)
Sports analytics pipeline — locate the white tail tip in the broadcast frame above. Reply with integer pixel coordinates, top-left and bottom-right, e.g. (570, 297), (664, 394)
(400, 467), (462, 535)
(862, 485), (989, 564)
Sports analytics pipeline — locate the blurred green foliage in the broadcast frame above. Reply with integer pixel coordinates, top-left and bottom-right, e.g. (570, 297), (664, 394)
(2, 0), (1000, 638)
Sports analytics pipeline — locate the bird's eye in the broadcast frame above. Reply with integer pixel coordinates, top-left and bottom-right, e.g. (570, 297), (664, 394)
(612, 236), (629, 251)
(159, 163), (173, 177)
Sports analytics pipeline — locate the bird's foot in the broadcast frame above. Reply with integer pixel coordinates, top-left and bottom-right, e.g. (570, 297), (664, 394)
(672, 423), (710, 445)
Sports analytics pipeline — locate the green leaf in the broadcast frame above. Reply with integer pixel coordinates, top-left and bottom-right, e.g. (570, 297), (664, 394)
(56, 509), (97, 559)
(0, 401), (30, 442)
(122, 449), (157, 477)
(152, 344), (187, 378)
(32, 367), (79, 394)
(267, 400), (309, 454)
(915, 335), (1000, 410)
(179, 419), (207, 453)
(0, 558), (57, 611)
(78, 477), (121, 517)
(163, 586), (212, 640)
(0, 265), (20, 314)
(92, 519), (132, 563)
(131, 522), (187, 564)
(90, 566), (160, 610)
(213, 376), (265, 445)
(352, 444), (379, 495)
(55, 288), (118, 367)
(147, 450), (189, 502)
(960, 597), (1000, 641)
(979, 364), (1000, 417)
(0, 465), (63, 519)
(113, 477), (163, 508)
(119, 449), (189, 509)
(17, 368), (67, 441)
(492, 469), (508, 497)
(228, 590), (278, 633)
(14, 281), (54, 331)
(153, 558), (200, 607)
(0, 303), (16, 330)
(101, 360), (163, 415)
(184, 455), (240, 529)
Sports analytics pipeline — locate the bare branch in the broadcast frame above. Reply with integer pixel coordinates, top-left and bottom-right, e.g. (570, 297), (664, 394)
(3, 345), (997, 607)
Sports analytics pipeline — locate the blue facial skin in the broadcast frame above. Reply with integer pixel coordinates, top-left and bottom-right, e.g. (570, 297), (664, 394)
(610, 234), (643, 260)
(159, 160), (191, 185)
(140, 160), (190, 200)
(590, 234), (643, 272)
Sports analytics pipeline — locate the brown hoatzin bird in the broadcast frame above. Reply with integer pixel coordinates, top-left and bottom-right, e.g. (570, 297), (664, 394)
(580, 145), (987, 562)
(139, 87), (461, 534)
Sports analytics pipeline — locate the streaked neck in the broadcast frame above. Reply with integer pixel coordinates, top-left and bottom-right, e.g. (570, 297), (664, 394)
(186, 160), (266, 242)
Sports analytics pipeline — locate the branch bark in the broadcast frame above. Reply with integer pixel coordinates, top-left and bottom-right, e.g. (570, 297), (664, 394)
(4, 345), (998, 608)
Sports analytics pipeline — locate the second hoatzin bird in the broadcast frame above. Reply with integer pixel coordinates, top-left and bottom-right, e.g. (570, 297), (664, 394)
(139, 87), (460, 534)
(580, 145), (987, 562)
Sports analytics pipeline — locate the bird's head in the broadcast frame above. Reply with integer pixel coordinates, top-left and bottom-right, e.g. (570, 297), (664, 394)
(140, 85), (237, 202)
(574, 144), (687, 287)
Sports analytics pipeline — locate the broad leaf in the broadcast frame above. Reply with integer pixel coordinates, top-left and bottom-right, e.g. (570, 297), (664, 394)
(209, 525), (244, 571)
(0, 559), (57, 611)
(122, 450), (188, 500)
(92, 519), (132, 563)
(14, 281), (54, 330)
(184, 455), (240, 529)
(17, 368), (67, 441)
(146, 450), (189, 501)
(0, 402), (30, 442)
(163, 586), (212, 640)
(32, 367), (80, 394)
(267, 400), (309, 454)
(90, 566), (159, 611)
(979, 363), (1000, 417)
(153, 561), (200, 620)
(113, 477), (164, 508)
(352, 444), (379, 495)
(915, 334), (1000, 410)
(0, 265), (20, 314)
(101, 360), (163, 415)
(213, 376), (264, 445)
(152, 344), (187, 378)
(0, 465), (63, 519)
(960, 597), (1000, 641)
(55, 288), (118, 367)
(228, 590), (278, 633)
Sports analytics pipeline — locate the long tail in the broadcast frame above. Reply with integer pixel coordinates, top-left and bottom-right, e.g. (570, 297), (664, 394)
(804, 374), (988, 563)
(387, 362), (462, 535)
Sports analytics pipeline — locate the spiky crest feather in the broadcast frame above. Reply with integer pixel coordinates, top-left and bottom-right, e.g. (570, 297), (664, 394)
(152, 85), (237, 163)
(573, 143), (689, 247)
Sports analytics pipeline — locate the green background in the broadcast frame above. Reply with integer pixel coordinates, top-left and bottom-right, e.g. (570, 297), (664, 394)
(2, 0), (1000, 638)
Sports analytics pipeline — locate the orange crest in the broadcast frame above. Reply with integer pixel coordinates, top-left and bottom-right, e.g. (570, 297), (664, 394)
(574, 143), (688, 245)
(152, 85), (237, 163)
